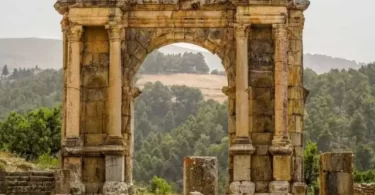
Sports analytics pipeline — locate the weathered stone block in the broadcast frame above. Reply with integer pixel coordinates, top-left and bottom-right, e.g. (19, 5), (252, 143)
(82, 157), (105, 183)
(82, 52), (93, 66)
(105, 156), (125, 182)
(249, 71), (274, 87)
(293, 157), (303, 182)
(255, 181), (270, 193)
(291, 182), (307, 195)
(85, 117), (103, 134)
(255, 145), (269, 156)
(252, 133), (273, 145)
(319, 153), (354, 195)
(184, 156), (218, 195)
(253, 115), (274, 133)
(252, 87), (272, 100)
(290, 132), (302, 146)
(253, 99), (274, 115)
(103, 181), (128, 195)
(229, 181), (255, 195)
(251, 156), (272, 181)
(273, 155), (292, 181)
(320, 153), (353, 172)
(288, 65), (302, 87)
(233, 155), (251, 181)
(294, 146), (303, 157)
(269, 181), (290, 194)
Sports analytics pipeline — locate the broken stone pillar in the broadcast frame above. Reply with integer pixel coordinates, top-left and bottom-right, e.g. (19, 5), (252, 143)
(228, 23), (255, 195)
(105, 22), (124, 146)
(320, 152), (354, 195)
(269, 24), (293, 195)
(183, 156), (218, 195)
(65, 25), (83, 147)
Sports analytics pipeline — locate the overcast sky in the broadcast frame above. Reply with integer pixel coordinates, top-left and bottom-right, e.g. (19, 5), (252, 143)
(0, 0), (373, 63)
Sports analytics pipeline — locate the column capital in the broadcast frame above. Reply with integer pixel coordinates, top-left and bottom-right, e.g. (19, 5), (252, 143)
(60, 12), (70, 33)
(234, 23), (251, 38)
(67, 25), (84, 42)
(106, 23), (124, 41)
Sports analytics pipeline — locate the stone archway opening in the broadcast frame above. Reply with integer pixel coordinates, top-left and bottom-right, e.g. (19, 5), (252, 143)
(131, 42), (229, 192)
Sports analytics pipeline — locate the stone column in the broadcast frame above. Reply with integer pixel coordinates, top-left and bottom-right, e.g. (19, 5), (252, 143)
(269, 24), (293, 194)
(105, 23), (124, 145)
(65, 25), (83, 147)
(229, 24), (255, 195)
(320, 153), (354, 195)
(183, 156), (218, 195)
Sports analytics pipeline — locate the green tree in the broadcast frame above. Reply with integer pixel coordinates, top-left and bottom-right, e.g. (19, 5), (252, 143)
(149, 176), (172, 195)
(2, 65), (9, 79)
(304, 142), (319, 194)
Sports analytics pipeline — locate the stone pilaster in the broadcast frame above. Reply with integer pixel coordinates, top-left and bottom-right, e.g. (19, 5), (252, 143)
(123, 86), (142, 185)
(229, 24), (255, 195)
(105, 23), (124, 146)
(269, 24), (293, 195)
(65, 25), (83, 147)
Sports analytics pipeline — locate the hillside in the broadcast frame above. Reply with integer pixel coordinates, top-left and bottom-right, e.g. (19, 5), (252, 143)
(0, 38), (365, 74)
(136, 74), (227, 103)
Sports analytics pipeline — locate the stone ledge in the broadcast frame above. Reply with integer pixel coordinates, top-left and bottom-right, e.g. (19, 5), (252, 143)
(62, 145), (126, 157)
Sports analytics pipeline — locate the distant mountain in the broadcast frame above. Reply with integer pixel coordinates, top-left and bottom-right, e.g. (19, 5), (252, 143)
(0, 38), (365, 74)
(304, 53), (363, 74)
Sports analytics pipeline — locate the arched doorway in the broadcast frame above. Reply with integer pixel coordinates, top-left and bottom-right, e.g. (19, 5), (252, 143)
(131, 43), (229, 192)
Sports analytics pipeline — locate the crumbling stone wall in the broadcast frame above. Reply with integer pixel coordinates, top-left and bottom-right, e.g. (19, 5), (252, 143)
(0, 171), (56, 194)
(354, 184), (375, 195)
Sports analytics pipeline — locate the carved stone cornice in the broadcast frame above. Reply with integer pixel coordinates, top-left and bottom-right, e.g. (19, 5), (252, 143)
(106, 24), (124, 41)
(67, 25), (84, 42)
(287, 0), (310, 11)
(54, 0), (130, 15)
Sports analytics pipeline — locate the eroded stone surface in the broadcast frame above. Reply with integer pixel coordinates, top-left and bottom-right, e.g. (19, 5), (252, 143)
(103, 181), (129, 195)
(319, 153), (354, 195)
(184, 156), (218, 195)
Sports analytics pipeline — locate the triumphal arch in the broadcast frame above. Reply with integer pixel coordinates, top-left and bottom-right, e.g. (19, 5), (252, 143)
(54, 0), (310, 194)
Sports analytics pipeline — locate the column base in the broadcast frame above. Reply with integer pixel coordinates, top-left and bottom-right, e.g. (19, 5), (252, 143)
(292, 182), (307, 195)
(105, 136), (124, 146)
(269, 181), (290, 195)
(229, 181), (255, 195)
(270, 138), (293, 155)
(64, 137), (82, 147)
(229, 137), (255, 155)
(103, 181), (129, 195)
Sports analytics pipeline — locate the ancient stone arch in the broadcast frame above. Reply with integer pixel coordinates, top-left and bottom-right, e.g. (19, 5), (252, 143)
(55, 0), (310, 194)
